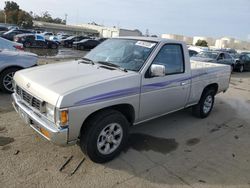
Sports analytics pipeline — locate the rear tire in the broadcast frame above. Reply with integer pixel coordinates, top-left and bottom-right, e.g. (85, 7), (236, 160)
(0, 67), (20, 93)
(192, 89), (215, 118)
(51, 43), (58, 49)
(24, 42), (31, 48)
(80, 45), (85, 50)
(80, 110), (129, 163)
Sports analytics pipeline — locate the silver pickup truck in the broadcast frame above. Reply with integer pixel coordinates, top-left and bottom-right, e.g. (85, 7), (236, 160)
(12, 37), (231, 163)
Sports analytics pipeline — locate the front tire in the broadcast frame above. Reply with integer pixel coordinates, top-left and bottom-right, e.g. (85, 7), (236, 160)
(192, 89), (215, 118)
(239, 64), (244, 73)
(51, 43), (58, 49)
(80, 110), (129, 163)
(80, 45), (85, 50)
(24, 42), (31, 48)
(0, 67), (20, 93)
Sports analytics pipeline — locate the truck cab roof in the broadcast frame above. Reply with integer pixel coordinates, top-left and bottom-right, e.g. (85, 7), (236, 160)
(116, 36), (184, 44)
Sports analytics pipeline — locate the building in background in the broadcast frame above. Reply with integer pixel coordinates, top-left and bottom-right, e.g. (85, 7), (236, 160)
(161, 33), (250, 50)
(33, 21), (142, 38)
(33, 21), (99, 36)
(161, 34), (184, 41)
(161, 34), (193, 45)
(183, 36), (193, 45)
(77, 23), (142, 38)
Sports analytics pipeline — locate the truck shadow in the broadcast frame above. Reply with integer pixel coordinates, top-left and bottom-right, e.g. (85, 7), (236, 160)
(0, 93), (13, 114)
(104, 97), (250, 186)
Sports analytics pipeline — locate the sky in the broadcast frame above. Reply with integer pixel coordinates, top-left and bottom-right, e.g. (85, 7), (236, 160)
(1, 0), (250, 40)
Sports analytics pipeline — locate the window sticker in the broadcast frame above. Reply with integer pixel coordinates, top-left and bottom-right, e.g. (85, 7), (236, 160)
(135, 41), (156, 48)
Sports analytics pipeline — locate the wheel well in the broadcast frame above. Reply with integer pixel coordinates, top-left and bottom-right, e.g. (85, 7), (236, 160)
(0, 66), (23, 75)
(203, 83), (218, 95)
(80, 104), (135, 136)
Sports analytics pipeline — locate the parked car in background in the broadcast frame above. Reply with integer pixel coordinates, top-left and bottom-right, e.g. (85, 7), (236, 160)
(233, 53), (250, 72)
(0, 49), (37, 93)
(0, 26), (9, 32)
(57, 34), (71, 41)
(231, 53), (242, 72)
(62, 36), (89, 48)
(8, 26), (19, 30)
(1, 29), (33, 41)
(189, 49), (199, 57)
(97, 38), (108, 43)
(0, 37), (24, 51)
(188, 46), (204, 57)
(14, 34), (59, 49)
(42, 32), (54, 37)
(218, 48), (237, 55)
(191, 51), (235, 71)
(49, 36), (60, 44)
(73, 39), (100, 50)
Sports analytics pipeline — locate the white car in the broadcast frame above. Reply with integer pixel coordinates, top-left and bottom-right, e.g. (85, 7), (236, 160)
(0, 37), (23, 51)
(12, 37), (231, 163)
(0, 49), (37, 93)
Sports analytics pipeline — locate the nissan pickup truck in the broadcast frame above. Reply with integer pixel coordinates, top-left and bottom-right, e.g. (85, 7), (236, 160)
(12, 37), (231, 163)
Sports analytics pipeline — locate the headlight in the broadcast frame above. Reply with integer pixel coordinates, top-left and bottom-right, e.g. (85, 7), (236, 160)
(12, 80), (16, 91)
(45, 103), (68, 129)
(45, 103), (55, 122)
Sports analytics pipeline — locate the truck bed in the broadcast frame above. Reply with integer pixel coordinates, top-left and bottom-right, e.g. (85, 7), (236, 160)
(191, 60), (231, 79)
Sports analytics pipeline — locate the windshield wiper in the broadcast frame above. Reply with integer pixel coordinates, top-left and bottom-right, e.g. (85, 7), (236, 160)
(97, 61), (128, 72)
(79, 57), (95, 65)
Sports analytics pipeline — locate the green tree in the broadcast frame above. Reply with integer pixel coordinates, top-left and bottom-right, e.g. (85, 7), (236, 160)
(3, 1), (65, 27)
(4, 1), (19, 11)
(17, 10), (33, 28)
(3, 1), (33, 27)
(0, 10), (5, 23)
(4, 1), (19, 24)
(195, 39), (208, 47)
(34, 11), (66, 25)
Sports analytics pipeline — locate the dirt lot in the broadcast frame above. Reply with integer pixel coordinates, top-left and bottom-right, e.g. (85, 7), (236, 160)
(0, 64), (250, 187)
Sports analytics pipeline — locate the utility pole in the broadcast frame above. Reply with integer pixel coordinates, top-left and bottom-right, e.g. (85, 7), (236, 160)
(65, 14), (68, 24)
(145, 29), (149, 37)
(4, 12), (7, 24)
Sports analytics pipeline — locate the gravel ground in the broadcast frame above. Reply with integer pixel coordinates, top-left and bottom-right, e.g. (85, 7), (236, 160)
(0, 62), (250, 188)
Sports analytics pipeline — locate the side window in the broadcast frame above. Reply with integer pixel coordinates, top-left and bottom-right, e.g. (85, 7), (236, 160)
(152, 44), (184, 75)
(218, 53), (225, 60)
(240, 55), (246, 61)
(245, 54), (250, 61)
(27, 35), (35, 40)
(224, 53), (232, 59)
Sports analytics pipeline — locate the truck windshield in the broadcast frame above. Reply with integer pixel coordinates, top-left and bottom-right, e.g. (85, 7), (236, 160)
(84, 39), (157, 71)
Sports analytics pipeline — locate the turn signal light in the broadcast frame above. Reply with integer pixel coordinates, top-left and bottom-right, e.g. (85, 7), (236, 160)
(40, 128), (50, 138)
(60, 110), (68, 126)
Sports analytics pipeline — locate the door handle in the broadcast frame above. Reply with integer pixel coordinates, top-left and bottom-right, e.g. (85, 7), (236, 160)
(180, 82), (188, 86)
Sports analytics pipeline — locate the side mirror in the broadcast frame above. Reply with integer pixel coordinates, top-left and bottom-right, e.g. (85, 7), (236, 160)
(150, 64), (166, 77)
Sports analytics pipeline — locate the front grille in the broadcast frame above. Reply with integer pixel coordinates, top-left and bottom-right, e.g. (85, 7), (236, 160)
(16, 85), (43, 112)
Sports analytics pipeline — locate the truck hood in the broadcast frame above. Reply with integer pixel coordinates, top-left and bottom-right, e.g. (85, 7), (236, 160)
(14, 60), (134, 106)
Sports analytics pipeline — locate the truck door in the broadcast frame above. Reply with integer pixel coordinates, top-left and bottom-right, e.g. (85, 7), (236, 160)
(243, 54), (250, 70)
(139, 44), (190, 120)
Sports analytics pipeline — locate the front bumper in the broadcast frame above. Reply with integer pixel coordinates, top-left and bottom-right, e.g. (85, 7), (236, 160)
(12, 93), (68, 146)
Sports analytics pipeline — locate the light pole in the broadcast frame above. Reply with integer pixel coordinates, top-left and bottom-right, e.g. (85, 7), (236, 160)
(3, 12), (7, 24)
(65, 14), (68, 24)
